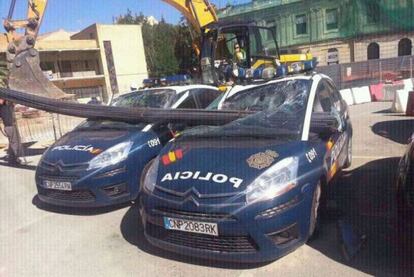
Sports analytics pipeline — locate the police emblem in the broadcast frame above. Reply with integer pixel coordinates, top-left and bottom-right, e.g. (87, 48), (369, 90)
(247, 150), (279, 169)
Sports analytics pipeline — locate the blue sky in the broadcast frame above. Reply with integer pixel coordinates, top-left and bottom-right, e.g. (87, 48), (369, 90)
(0, 0), (251, 34)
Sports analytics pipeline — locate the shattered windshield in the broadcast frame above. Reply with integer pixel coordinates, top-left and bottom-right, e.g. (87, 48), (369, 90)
(77, 89), (177, 130)
(76, 120), (146, 130)
(182, 79), (312, 140)
(111, 88), (176, 108)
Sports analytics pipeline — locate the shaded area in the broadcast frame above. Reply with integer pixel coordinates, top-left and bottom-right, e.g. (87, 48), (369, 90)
(119, 158), (413, 274)
(22, 146), (47, 157)
(0, 160), (37, 171)
(120, 203), (269, 270)
(32, 195), (131, 216)
(309, 158), (414, 276)
(372, 119), (414, 144)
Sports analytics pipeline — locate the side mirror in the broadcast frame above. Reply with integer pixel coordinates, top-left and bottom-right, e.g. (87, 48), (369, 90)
(310, 112), (342, 138)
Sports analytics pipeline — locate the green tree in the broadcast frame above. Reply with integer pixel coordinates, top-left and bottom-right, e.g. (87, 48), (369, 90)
(174, 18), (199, 74)
(116, 11), (196, 78)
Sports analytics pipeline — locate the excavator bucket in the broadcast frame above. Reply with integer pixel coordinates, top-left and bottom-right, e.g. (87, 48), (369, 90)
(7, 48), (71, 99)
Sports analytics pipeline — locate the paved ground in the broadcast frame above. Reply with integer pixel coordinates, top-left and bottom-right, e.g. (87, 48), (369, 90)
(0, 102), (413, 277)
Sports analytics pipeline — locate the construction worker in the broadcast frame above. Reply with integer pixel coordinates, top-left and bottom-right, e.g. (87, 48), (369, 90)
(233, 43), (246, 64)
(0, 99), (26, 165)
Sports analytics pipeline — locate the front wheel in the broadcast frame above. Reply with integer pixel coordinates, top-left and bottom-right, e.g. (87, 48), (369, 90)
(309, 181), (322, 239)
(344, 137), (352, 169)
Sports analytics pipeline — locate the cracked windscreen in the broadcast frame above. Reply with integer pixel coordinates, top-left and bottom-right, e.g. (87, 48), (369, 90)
(182, 79), (312, 140)
(111, 88), (176, 108)
(77, 89), (177, 130)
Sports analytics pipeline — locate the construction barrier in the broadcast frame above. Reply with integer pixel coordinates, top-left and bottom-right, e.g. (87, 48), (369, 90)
(352, 86), (372, 104)
(382, 84), (404, 101)
(403, 78), (414, 91)
(16, 112), (83, 143)
(340, 89), (355, 106)
(390, 79), (413, 113)
(391, 89), (410, 113)
(369, 83), (384, 101)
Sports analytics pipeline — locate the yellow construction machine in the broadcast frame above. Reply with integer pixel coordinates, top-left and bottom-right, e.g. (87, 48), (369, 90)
(2, 0), (315, 98)
(3, 0), (69, 98)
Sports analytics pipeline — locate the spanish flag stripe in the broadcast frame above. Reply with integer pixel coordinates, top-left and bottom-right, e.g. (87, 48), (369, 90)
(168, 151), (176, 162)
(162, 155), (170, 165)
(175, 149), (183, 159)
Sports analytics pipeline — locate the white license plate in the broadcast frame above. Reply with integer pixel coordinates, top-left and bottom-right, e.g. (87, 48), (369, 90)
(163, 217), (218, 236)
(43, 180), (72, 191)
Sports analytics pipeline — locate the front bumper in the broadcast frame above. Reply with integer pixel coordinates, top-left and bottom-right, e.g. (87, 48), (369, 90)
(140, 184), (314, 263)
(36, 165), (138, 208)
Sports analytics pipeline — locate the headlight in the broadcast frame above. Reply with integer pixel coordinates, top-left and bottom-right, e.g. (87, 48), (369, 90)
(88, 141), (133, 170)
(143, 158), (159, 193)
(246, 157), (299, 204)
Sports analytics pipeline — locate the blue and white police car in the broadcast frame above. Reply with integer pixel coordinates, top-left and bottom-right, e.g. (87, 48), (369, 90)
(35, 85), (221, 207)
(140, 74), (353, 262)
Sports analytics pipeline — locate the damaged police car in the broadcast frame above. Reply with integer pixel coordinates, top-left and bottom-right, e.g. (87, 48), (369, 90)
(35, 85), (221, 207)
(140, 74), (353, 262)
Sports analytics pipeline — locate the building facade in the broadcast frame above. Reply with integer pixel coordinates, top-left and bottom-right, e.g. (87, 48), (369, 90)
(1, 24), (148, 102)
(218, 0), (414, 65)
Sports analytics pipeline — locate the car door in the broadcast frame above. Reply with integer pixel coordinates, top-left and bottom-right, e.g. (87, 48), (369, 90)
(326, 79), (351, 131)
(313, 79), (348, 177)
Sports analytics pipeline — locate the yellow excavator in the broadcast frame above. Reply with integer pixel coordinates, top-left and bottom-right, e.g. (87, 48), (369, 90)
(2, 0), (314, 98)
(3, 0), (69, 98)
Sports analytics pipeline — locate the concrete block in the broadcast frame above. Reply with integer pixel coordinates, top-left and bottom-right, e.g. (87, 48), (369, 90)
(369, 83), (384, 101)
(340, 89), (354, 106)
(391, 89), (410, 113)
(403, 78), (414, 91)
(382, 84), (403, 101)
(352, 86), (372, 104)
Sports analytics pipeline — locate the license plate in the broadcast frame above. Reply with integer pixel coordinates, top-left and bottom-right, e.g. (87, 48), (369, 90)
(43, 180), (72, 191)
(163, 217), (218, 236)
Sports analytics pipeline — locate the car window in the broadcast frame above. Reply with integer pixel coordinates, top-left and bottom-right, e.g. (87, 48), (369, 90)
(177, 92), (198, 109)
(193, 89), (221, 108)
(206, 93), (225, 110)
(314, 80), (334, 113)
(326, 80), (343, 112)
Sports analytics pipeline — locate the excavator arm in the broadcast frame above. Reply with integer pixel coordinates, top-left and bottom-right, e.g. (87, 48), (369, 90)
(2, 0), (218, 98)
(3, 0), (69, 98)
(3, 0), (47, 42)
(161, 0), (217, 32)
(161, 0), (218, 56)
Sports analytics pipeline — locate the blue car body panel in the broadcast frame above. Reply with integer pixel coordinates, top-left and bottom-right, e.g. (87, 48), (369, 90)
(141, 133), (351, 262)
(140, 75), (353, 262)
(36, 126), (165, 207)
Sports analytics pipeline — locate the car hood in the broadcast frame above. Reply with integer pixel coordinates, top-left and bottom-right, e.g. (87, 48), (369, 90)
(155, 138), (307, 197)
(42, 128), (142, 164)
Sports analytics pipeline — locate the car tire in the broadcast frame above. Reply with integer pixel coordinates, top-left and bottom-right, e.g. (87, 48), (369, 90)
(309, 181), (322, 239)
(344, 137), (352, 169)
(139, 159), (155, 192)
(397, 163), (414, 226)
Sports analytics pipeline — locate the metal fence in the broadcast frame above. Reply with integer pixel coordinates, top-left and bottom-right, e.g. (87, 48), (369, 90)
(15, 112), (84, 144)
(317, 55), (414, 89)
